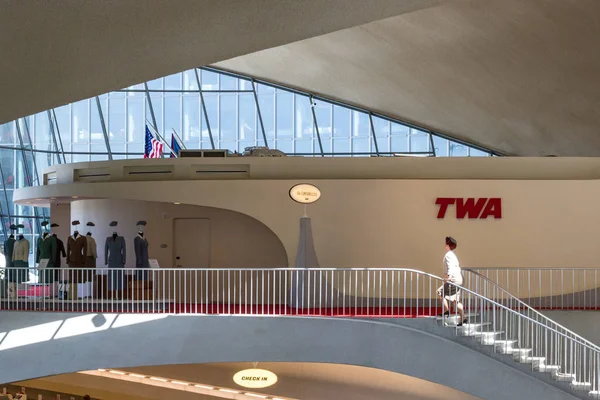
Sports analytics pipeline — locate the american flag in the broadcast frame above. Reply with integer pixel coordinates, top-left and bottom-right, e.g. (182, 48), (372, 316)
(144, 125), (164, 158)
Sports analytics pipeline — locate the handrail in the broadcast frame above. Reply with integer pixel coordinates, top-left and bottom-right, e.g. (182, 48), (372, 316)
(463, 268), (600, 350)
(2, 266), (599, 390)
(465, 267), (600, 310)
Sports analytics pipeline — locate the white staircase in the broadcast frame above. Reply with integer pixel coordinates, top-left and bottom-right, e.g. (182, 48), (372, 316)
(440, 311), (598, 398)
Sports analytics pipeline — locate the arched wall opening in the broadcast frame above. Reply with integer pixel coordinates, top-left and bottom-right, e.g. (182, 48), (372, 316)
(65, 199), (288, 302)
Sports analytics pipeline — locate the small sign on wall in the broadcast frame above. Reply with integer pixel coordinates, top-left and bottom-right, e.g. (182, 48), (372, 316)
(149, 259), (160, 269)
(436, 197), (502, 219)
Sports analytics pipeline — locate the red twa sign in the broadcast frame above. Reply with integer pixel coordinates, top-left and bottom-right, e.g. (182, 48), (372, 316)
(436, 198), (502, 219)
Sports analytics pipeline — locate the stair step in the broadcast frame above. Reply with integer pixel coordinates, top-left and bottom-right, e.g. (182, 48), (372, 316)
(509, 348), (532, 357)
(588, 390), (600, 398)
(537, 364), (561, 373)
(571, 381), (592, 391)
(435, 313), (479, 321)
(519, 356), (546, 366)
(554, 372), (576, 382)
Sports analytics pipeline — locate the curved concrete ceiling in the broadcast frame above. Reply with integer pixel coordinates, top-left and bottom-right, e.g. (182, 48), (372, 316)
(217, 0), (600, 156)
(0, 0), (442, 125)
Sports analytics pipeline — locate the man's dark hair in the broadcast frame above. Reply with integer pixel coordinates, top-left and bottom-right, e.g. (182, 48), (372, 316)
(445, 236), (458, 250)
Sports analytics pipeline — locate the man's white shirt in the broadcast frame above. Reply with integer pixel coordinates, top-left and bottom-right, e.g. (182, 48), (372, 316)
(443, 250), (461, 280)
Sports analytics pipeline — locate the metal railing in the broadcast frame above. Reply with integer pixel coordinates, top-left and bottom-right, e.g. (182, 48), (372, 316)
(465, 267), (600, 310)
(2, 266), (600, 392)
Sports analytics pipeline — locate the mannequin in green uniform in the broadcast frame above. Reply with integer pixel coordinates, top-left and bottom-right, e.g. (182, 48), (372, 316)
(36, 221), (57, 297)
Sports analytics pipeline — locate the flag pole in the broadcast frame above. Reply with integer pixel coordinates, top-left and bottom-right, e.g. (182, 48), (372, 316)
(145, 119), (176, 157)
(172, 128), (187, 150)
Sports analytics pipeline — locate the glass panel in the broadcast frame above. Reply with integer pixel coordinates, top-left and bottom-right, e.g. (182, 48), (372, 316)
(391, 135), (409, 153)
(203, 94), (219, 139)
(147, 78), (163, 90)
(201, 70), (219, 90)
(108, 98), (126, 143)
(238, 140), (255, 153)
(314, 102), (332, 138)
(219, 141), (236, 152)
(333, 138), (350, 153)
(449, 142), (468, 157)
(72, 100), (89, 144)
(277, 92), (294, 139)
(391, 122), (409, 136)
(295, 140), (312, 154)
(72, 144), (90, 162)
(164, 73), (182, 91)
(410, 133), (430, 153)
(256, 82), (275, 94)
(54, 105), (71, 150)
(220, 94), (237, 141)
(433, 137), (449, 156)
(148, 94), (163, 133)
(352, 111), (370, 137)
(182, 96), (200, 144)
(469, 148), (489, 157)
(371, 116), (390, 153)
(276, 140), (293, 154)
(352, 137), (370, 153)
(34, 113), (52, 149)
(127, 97), (144, 144)
(164, 97), (181, 138)
(183, 70), (199, 91)
(332, 105), (350, 138)
(316, 137), (331, 154)
(294, 94), (311, 140)
(220, 75), (238, 90)
(257, 93), (275, 139)
(0, 122), (17, 146)
(238, 93), (255, 142)
(90, 101), (107, 152)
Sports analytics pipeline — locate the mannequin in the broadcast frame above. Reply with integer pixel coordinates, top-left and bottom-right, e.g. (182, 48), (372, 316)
(50, 223), (66, 297)
(10, 224), (29, 299)
(66, 220), (87, 300)
(105, 221), (126, 298)
(84, 222), (98, 294)
(36, 221), (57, 297)
(4, 224), (17, 299)
(134, 221), (150, 281)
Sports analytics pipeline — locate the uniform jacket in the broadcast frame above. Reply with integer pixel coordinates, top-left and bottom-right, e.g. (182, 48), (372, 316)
(105, 235), (126, 267)
(67, 234), (88, 267)
(52, 235), (66, 268)
(3, 237), (15, 269)
(86, 235), (98, 258)
(134, 235), (150, 269)
(36, 234), (57, 268)
(12, 238), (30, 262)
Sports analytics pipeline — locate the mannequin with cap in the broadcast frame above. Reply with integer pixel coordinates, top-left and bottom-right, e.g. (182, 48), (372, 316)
(3, 224), (17, 272)
(4, 224), (17, 298)
(84, 222), (98, 288)
(36, 220), (57, 293)
(9, 224), (29, 299)
(50, 223), (67, 294)
(67, 220), (88, 300)
(105, 221), (126, 296)
(134, 221), (150, 280)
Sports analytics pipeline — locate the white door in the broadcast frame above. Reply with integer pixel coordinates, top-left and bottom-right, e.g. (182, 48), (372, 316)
(173, 218), (210, 268)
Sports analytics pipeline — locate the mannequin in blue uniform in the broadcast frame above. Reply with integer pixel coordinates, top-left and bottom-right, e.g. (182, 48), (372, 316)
(105, 221), (126, 298)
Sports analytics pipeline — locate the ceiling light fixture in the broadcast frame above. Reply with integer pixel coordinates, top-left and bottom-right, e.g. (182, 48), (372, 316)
(81, 369), (290, 400)
(174, 202), (181, 205)
(194, 384), (214, 390)
(72, 196), (79, 199)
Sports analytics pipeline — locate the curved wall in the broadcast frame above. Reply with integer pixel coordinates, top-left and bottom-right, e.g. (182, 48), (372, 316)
(0, 312), (578, 400)
(70, 199), (288, 270)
